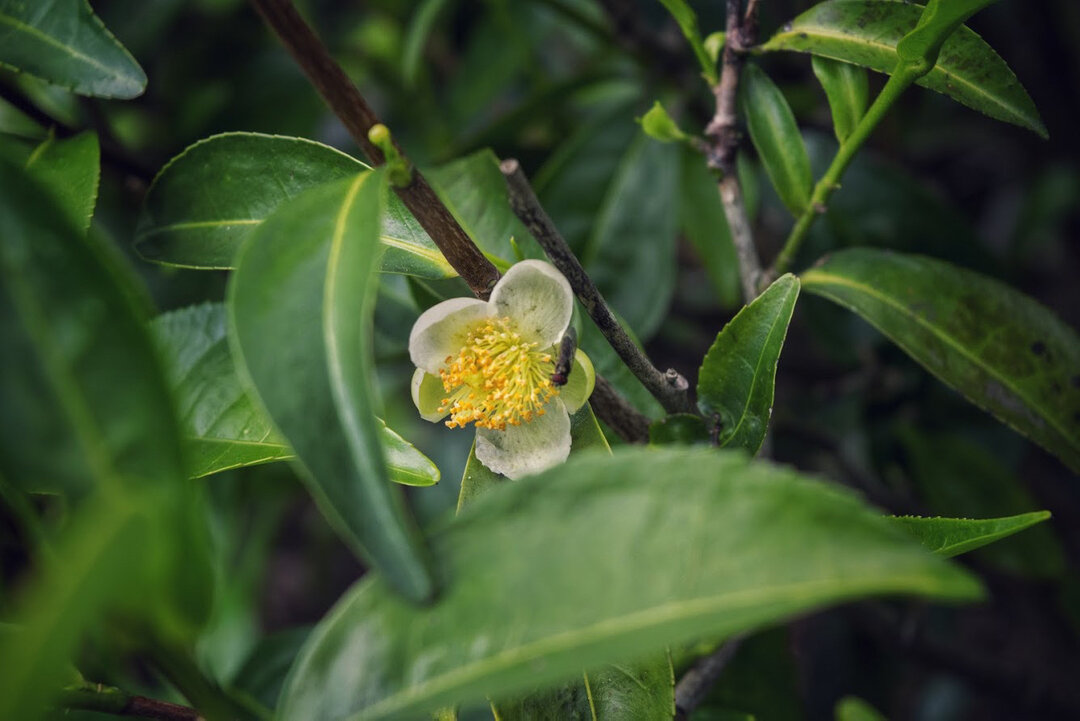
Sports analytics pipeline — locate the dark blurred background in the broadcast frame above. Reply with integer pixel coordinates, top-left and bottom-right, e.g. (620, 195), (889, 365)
(2, 1), (1077, 719)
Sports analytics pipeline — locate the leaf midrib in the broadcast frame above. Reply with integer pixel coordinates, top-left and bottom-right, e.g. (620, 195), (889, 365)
(802, 270), (1073, 453)
(0, 11), (125, 80)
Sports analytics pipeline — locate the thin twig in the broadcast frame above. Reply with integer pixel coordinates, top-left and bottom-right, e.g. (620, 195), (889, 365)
(59, 681), (203, 720)
(588, 376), (652, 443)
(247, 0), (500, 299)
(500, 158), (696, 415)
(674, 635), (745, 719)
(705, 0), (763, 302)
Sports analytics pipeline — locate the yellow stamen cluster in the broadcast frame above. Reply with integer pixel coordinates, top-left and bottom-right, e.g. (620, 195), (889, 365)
(438, 316), (558, 431)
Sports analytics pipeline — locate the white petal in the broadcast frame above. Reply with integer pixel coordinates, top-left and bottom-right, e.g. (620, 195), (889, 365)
(475, 399), (571, 480)
(558, 349), (595, 414)
(411, 368), (448, 422)
(408, 297), (490, 374)
(490, 260), (573, 347)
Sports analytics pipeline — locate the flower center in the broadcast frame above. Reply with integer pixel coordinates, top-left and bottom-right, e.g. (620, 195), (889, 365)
(438, 316), (557, 431)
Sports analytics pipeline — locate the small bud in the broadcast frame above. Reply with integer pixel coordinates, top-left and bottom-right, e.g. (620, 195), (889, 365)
(640, 101), (688, 144)
(367, 124), (413, 188)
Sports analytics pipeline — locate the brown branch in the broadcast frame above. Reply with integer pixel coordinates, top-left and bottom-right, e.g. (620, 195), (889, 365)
(588, 376), (651, 444)
(58, 682), (203, 721)
(673, 635), (745, 719)
(247, 0), (500, 299)
(705, 0), (764, 302)
(500, 158), (696, 415)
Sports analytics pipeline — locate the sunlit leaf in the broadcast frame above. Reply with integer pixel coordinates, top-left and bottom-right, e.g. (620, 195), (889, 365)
(278, 448), (979, 721)
(741, 65), (812, 216)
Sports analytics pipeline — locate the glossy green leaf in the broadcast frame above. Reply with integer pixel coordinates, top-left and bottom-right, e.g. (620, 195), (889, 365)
(152, 303), (439, 486)
(135, 133), (454, 277)
(895, 0), (999, 68)
(228, 170), (434, 602)
(0, 0), (146, 98)
(741, 64), (812, 217)
(835, 696), (886, 721)
(892, 512), (1051, 559)
(22, 131), (100, 232)
(679, 146), (740, 309)
(811, 57), (868, 143)
(278, 447), (980, 721)
(697, 274), (800, 455)
(760, 1), (1046, 138)
(428, 148), (540, 269)
(899, 429), (1065, 577)
(802, 249), (1080, 473)
(657, 0), (716, 83)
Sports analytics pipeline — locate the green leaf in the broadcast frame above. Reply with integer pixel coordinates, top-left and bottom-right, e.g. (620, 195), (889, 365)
(402, 0), (453, 88)
(895, 0), (999, 69)
(697, 275), (800, 455)
(152, 303), (439, 486)
(801, 249), (1080, 473)
(679, 147), (740, 309)
(640, 100), (688, 143)
(586, 132), (681, 338)
(228, 170), (434, 602)
(22, 131), (100, 232)
(811, 57), (868, 144)
(277, 448), (980, 721)
(740, 64), (812, 217)
(0, 160), (183, 499)
(899, 429), (1065, 577)
(657, 0), (716, 83)
(892, 512), (1051, 559)
(135, 133), (454, 277)
(428, 148), (540, 269)
(0, 158), (211, 717)
(760, 1), (1047, 138)
(650, 413), (709, 445)
(0, 0), (146, 98)
(0, 498), (146, 721)
(835, 696), (886, 721)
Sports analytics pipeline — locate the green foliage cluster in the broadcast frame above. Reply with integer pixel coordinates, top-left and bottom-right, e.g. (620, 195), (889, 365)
(0, 1), (1077, 720)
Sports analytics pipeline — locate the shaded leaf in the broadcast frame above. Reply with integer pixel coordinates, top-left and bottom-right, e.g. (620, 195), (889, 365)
(740, 64), (813, 216)
(895, 0), (1000, 68)
(811, 57), (868, 143)
(152, 303), (439, 486)
(0, 0), (146, 98)
(892, 512), (1051, 559)
(801, 249), (1080, 473)
(697, 275), (801, 455)
(229, 171), (434, 602)
(22, 131), (100, 232)
(761, 1), (1046, 137)
(679, 146), (740, 309)
(278, 448), (980, 721)
(650, 414), (709, 445)
(135, 133), (453, 277)
(657, 0), (716, 82)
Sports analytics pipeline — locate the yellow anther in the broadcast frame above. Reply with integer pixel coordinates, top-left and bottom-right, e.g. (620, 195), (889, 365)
(438, 316), (558, 431)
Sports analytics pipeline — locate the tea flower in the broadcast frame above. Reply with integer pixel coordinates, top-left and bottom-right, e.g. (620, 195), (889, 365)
(409, 260), (595, 479)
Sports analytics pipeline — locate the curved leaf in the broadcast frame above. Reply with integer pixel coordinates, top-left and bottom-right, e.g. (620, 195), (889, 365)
(697, 274), (801, 455)
(0, 0), (146, 98)
(802, 249), (1080, 473)
(228, 171), (434, 602)
(679, 144), (741, 309)
(811, 56), (868, 143)
(741, 64), (812, 216)
(760, 0), (1046, 138)
(135, 133), (454, 278)
(152, 303), (439, 486)
(278, 448), (979, 721)
(893, 512), (1051, 558)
